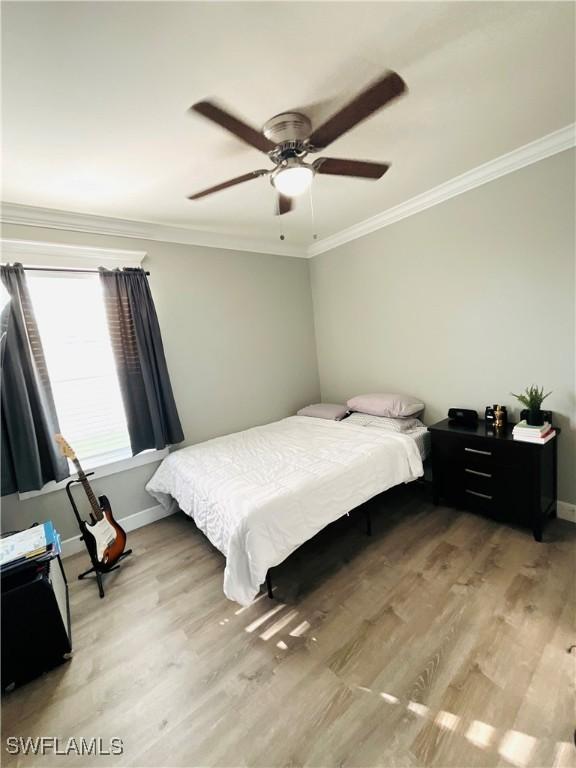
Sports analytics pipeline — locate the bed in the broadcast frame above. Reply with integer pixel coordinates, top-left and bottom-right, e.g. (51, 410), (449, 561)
(146, 415), (427, 605)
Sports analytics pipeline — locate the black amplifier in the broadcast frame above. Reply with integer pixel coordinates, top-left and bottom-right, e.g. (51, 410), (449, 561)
(1, 555), (71, 690)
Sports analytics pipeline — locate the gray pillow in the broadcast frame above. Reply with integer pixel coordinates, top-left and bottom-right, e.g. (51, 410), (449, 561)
(297, 403), (349, 421)
(347, 393), (424, 418)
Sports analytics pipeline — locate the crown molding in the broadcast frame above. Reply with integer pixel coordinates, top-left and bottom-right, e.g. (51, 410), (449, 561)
(2, 124), (573, 261)
(307, 123), (576, 257)
(0, 238), (147, 269)
(0, 203), (308, 259)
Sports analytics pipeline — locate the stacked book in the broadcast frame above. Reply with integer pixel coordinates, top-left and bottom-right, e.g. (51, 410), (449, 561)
(0, 521), (62, 572)
(512, 420), (556, 444)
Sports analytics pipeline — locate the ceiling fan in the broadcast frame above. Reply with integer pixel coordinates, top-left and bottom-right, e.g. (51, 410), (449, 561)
(187, 70), (407, 215)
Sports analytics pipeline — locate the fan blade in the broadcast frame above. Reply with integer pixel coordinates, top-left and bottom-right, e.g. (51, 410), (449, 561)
(313, 158), (390, 179)
(188, 170), (269, 200)
(191, 101), (275, 153)
(308, 71), (406, 149)
(276, 194), (293, 215)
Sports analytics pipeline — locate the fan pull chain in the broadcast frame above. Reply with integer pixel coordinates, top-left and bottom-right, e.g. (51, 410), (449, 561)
(309, 187), (318, 241)
(275, 193), (286, 240)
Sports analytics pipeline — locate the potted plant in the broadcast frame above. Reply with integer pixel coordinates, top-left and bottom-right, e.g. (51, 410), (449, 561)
(511, 385), (552, 426)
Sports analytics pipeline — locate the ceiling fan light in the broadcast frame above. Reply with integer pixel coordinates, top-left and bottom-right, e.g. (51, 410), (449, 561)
(272, 165), (314, 197)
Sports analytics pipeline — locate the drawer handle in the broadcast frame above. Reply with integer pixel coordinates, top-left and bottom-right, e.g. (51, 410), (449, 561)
(465, 468), (492, 478)
(464, 447), (492, 456)
(465, 489), (493, 500)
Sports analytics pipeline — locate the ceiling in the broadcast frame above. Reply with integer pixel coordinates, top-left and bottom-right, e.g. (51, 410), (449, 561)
(2, 2), (575, 249)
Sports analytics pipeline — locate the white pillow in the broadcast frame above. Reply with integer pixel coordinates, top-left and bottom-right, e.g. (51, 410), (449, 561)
(297, 403), (348, 421)
(343, 412), (424, 433)
(347, 393), (424, 418)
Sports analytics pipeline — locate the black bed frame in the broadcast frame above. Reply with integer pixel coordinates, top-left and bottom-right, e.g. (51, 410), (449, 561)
(264, 506), (372, 599)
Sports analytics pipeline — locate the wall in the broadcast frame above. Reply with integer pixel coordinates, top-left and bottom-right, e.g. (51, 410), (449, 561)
(1, 225), (320, 539)
(310, 150), (576, 504)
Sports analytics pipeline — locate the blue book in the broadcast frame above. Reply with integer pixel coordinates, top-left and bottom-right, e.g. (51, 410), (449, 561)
(0, 521), (61, 569)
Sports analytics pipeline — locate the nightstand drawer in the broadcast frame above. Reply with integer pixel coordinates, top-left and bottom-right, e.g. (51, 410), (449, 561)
(432, 433), (509, 469)
(461, 449), (495, 473)
(462, 487), (498, 518)
(458, 468), (499, 519)
(462, 445), (493, 458)
(463, 466), (493, 480)
(460, 440), (513, 467)
(461, 468), (494, 495)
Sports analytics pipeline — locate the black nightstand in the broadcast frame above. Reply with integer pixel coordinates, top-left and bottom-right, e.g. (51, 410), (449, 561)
(428, 419), (559, 541)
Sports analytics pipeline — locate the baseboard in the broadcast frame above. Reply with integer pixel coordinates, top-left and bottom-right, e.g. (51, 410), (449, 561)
(59, 497), (574, 558)
(557, 500), (576, 524)
(60, 504), (175, 558)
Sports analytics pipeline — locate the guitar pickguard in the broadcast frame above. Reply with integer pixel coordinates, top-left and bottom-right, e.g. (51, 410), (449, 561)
(85, 517), (117, 563)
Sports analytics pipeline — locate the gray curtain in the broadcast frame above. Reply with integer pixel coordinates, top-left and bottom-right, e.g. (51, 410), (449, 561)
(0, 264), (69, 495)
(100, 268), (184, 455)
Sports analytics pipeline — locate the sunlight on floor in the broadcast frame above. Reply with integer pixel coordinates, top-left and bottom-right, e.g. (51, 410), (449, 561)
(259, 609), (299, 641)
(353, 684), (566, 766)
(499, 730), (537, 767)
(289, 620), (311, 637)
(216, 593), (571, 768)
(407, 701), (429, 717)
(466, 719), (495, 748)
(435, 711), (460, 731)
(244, 604), (285, 633)
(553, 741), (575, 768)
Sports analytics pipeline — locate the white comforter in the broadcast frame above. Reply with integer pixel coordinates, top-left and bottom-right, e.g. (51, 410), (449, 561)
(146, 416), (423, 605)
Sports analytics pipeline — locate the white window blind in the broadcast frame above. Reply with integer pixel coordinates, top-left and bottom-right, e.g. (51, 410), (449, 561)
(27, 272), (131, 465)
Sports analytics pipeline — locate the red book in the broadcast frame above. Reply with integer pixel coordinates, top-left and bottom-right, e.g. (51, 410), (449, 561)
(513, 428), (556, 444)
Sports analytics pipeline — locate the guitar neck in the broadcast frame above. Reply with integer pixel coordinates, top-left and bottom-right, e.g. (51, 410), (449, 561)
(72, 458), (102, 520)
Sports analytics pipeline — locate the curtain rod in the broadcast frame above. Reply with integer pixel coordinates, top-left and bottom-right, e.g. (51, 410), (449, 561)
(21, 266), (150, 276)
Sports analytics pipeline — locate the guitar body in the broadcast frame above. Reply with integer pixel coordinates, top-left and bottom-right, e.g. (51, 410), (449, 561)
(55, 435), (128, 572)
(84, 496), (127, 569)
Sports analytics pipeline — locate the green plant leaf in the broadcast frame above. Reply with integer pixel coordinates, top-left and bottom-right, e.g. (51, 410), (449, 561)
(511, 385), (552, 410)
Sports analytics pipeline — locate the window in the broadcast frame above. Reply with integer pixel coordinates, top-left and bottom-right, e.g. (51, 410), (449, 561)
(27, 271), (131, 467)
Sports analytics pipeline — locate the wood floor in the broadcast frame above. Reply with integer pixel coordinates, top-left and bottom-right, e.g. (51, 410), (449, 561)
(2, 484), (575, 768)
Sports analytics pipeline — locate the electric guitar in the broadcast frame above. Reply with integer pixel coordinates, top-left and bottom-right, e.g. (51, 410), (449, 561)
(55, 435), (127, 568)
